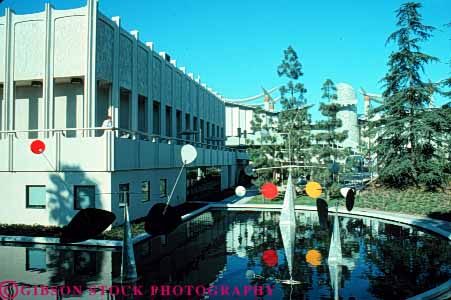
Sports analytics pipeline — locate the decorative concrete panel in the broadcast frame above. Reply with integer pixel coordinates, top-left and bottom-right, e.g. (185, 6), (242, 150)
(96, 19), (114, 81)
(0, 24), (4, 82)
(60, 137), (107, 171)
(0, 139), (8, 171)
(137, 47), (148, 96)
(158, 143), (171, 168)
(190, 81), (197, 115)
(174, 73), (181, 109)
(139, 141), (157, 168)
(190, 85), (199, 116)
(164, 64), (172, 105)
(54, 16), (86, 78)
(119, 35), (133, 89)
(115, 138), (138, 170)
(153, 56), (161, 100)
(182, 78), (189, 112)
(14, 137), (57, 171)
(14, 20), (45, 80)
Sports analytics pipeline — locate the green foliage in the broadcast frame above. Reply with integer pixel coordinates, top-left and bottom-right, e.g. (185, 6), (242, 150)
(277, 46), (312, 165)
(313, 79), (349, 165)
(247, 46), (312, 187)
(372, 2), (448, 189)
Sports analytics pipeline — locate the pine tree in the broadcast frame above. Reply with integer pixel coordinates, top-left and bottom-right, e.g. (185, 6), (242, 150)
(373, 2), (441, 187)
(247, 107), (281, 186)
(277, 46), (311, 168)
(247, 46), (311, 186)
(313, 79), (348, 165)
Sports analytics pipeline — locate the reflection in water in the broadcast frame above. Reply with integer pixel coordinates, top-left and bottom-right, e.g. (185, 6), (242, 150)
(0, 210), (450, 299)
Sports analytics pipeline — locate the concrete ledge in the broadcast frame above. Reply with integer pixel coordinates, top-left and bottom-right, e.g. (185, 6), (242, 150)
(407, 279), (451, 300)
(0, 235), (122, 248)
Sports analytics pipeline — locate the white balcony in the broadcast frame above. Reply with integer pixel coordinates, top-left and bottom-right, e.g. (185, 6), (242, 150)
(0, 128), (242, 172)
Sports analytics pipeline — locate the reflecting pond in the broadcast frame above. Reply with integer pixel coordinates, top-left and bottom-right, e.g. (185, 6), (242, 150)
(0, 210), (450, 300)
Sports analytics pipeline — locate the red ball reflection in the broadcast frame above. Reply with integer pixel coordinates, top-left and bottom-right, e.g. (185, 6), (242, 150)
(262, 249), (278, 267)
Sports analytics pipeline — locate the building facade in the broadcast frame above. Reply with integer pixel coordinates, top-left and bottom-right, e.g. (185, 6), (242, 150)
(0, 0), (246, 226)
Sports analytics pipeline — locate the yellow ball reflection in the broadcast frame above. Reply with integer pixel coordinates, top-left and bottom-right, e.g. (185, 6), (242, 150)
(306, 249), (322, 266)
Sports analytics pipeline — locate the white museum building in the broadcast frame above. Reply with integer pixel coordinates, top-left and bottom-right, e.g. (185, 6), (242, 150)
(0, 0), (247, 226)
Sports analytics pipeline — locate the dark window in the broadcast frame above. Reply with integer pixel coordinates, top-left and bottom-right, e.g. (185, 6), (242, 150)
(152, 101), (160, 135)
(159, 179), (167, 198)
(165, 106), (172, 137)
(74, 186), (96, 210)
(200, 119), (204, 143)
(26, 248), (46, 272)
(138, 95), (148, 133)
(26, 185), (46, 208)
(176, 110), (182, 140)
(193, 117), (198, 142)
(119, 183), (130, 207)
(74, 251), (97, 275)
(207, 122), (211, 144)
(185, 113), (190, 130)
(142, 181), (150, 202)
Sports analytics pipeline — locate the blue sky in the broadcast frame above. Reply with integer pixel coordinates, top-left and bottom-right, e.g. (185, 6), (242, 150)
(1, 0), (450, 119)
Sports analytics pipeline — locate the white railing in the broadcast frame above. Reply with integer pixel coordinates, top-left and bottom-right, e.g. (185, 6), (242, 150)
(0, 127), (243, 153)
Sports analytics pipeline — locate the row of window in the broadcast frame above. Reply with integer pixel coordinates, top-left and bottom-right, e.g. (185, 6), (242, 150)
(151, 101), (225, 144)
(25, 179), (168, 209)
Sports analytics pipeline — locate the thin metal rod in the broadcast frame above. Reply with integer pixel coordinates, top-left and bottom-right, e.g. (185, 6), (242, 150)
(163, 163), (186, 215)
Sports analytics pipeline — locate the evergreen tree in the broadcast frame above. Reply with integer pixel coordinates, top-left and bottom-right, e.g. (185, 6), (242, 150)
(247, 107), (281, 186)
(277, 46), (311, 168)
(247, 46), (311, 186)
(313, 79), (348, 165)
(373, 2), (442, 188)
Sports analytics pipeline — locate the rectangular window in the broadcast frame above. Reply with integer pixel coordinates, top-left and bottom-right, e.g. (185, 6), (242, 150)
(200, 119), (204, 143)
(165, 106), (172, 137)
(176, 110), (182, 139)
(119, 183), (130, 207)
(185, 113), (190, 131)
(193, 117), (198, 142)
(159, 179), (167, 198)
(74, 186), (96, 210)
(160, 235), (167, 246)
(26, 248), (46, 272)
(26, 185), (46, 208)
(152, 101), (161, 135)
(138, 95), (148, 133)
(74, 251), (97, 275)
(206, 122), (211, 144)
(142, 181), (150, 202)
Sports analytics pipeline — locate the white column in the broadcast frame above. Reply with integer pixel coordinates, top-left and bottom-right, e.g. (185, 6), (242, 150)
(111, 16), (120, 129)
(130, 30), (139, 133)
(84, 0), (98, 134)
(43, 3), (54, 137)
(3, 8), (14, 131)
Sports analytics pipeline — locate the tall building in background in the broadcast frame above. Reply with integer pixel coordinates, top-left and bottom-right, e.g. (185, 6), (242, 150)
(335, 83), (359, 151)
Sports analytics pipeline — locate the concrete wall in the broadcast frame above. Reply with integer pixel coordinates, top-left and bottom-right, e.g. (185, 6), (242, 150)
(110, 168), (186, 225)
(54, 83), (84, 134)
(0, 5), (89, 134)
(0, 171), (111, 226)
(95, 12), (226, 143)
